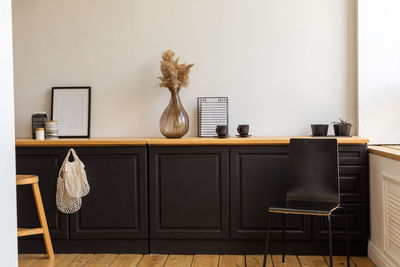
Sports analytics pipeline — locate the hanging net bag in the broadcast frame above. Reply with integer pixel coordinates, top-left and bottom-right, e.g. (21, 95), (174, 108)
(56, 148), (90, 214)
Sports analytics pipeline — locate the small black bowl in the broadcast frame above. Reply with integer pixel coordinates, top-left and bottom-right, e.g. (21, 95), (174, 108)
(311, 124), (329, 136)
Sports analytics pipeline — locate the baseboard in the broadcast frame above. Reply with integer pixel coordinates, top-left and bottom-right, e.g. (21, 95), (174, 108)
(368, 241), (396, 267)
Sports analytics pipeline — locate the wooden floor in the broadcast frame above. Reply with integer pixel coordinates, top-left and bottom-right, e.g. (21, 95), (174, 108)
(18, 254), (376, 267)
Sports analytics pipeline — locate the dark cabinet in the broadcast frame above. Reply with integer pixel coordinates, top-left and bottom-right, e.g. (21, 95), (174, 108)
(16, 146), (148, 253)
(230, 146), (312, 240)
(149, 146), (229, 239)
(16, 147), (68, 240)
(339, 166), (369, 203)
(16, 143), (369, 255)
(313, 204), (368, 240)
(69, 147), (147, 240)
(338, 145), (368, 165)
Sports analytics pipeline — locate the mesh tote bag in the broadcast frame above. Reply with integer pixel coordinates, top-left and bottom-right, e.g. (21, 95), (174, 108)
(56, 148), (90, 214)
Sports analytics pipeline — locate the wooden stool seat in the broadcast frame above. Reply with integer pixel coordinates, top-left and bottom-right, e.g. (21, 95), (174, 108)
(16, 174), (39, 185)
(17, 174), (54, 259)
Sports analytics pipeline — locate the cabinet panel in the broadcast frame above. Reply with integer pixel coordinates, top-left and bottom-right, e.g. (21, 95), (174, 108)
(338, 145), (368, 165)
(313, 204), (368, 240)
(69, 146), (147, 240)
(230, 146), (312, 240)
(339, 166), (369, 203)
(149, 146), (229, 239)
(16, 147), (68, 240)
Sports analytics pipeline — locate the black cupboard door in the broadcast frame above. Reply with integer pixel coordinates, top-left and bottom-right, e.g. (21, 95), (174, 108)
(230, 146), (312, 240)
(339, 166), (369, 203)
(313, 204), (368, 240)
(338, 145), (368, 166)
(69, 146), (147, 240)
(149, 146), (229, 239)
(16, 147), (68, 240)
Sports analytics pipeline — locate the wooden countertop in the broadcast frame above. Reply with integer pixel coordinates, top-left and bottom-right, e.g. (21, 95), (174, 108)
(15, 138), (147, 147)
(16, 136), (369, 147)
(369, 145), (400, 161)
(146, 136), (369, 145)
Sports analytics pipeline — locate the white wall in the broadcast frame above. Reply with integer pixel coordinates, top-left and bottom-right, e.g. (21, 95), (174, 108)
(13, 0), (357, 138)
(0, 0), (18, 266)
(358, 0), (400, 144)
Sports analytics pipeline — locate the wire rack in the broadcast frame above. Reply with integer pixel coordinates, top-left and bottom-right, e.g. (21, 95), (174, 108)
(197, 97), (229, 137)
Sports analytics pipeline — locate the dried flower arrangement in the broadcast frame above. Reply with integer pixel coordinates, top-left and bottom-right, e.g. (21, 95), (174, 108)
(158, 50), (194, 93)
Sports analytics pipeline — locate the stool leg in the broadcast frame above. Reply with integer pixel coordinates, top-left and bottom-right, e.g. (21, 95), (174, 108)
(32, 182), (54, 259)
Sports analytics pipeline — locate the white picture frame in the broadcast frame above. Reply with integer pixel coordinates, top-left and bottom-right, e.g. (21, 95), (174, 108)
(51, 87), (91, 138)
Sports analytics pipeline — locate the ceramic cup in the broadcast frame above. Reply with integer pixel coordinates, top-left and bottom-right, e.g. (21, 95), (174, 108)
(237, 124), (249, 136)
(216, 125), (228, 137)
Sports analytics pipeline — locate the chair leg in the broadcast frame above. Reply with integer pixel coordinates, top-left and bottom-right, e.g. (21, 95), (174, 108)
(341, 206), (350, 267)
(328, 215), (333, 267)
(282, 213), (286, 263)
(32, 182), (54, 259)
(263, 212), (272, 267)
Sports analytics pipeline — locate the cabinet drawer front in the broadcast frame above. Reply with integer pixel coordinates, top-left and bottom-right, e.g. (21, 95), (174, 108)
(339, 145), (368, 165)
(339, 166), (369, 203)
(69, 146), (147, 240)
(230, 146), (312, 240)
(313, 204), (368, 240)
(149, 146), (229, 239)
(16, 147), (68, 240)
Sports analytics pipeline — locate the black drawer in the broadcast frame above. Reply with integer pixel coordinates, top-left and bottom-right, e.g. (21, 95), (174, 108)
(339, 145), (368, 165)
(339, 166), (368, 203)
(313, 204), (368, 241)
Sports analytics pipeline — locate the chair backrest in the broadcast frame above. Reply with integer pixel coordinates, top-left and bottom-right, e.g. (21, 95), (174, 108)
(286, 138), (340, 204)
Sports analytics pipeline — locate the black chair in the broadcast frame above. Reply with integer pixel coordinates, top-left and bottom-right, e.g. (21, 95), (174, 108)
(262, 139), (350, 267)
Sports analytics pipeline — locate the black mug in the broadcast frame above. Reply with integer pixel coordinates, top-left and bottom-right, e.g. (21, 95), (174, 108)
(237, 124), (249, 136)
(216, 125), (228, 137)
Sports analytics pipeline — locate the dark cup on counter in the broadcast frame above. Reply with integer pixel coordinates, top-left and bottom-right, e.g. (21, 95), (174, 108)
(237, 124), (249, 136)
(216, 125), (228, 137)
(311, 124), (329, 136)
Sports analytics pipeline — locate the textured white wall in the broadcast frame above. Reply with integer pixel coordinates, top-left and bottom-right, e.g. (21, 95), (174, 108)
(13, 0), (356, 138)
(358, 0), (400, 144)
(0, 0), (18, 265)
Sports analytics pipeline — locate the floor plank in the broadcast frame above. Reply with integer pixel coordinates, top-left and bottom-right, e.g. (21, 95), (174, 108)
(18, 253), (374, 267)
(110, 254), (143, 267)
(68, 254), (94, 267)
(245, 255), (273, 267)
(163, 255), (193, 267)
(137, 254), (168, 267)
(323, 256), (356, 267)
(351, 257), (376, 267)
(84, 254), (118, 267)
(272, 255), (301, 267)
(219, 255), (245, 267)
(298, 256), (328, 267)
(18, 254), (42, 267)
(29, 254), (76, 267)
(191, 254), (219, 267)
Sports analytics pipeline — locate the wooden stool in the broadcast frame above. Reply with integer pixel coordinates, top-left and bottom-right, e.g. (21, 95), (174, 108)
(16, 175), (54, 259)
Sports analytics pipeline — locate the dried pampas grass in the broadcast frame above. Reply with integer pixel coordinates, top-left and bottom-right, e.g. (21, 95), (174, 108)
(158, 50), (194, 93)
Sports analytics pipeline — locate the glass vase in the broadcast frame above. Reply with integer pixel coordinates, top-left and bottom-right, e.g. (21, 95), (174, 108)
(160, 89), (189, 138)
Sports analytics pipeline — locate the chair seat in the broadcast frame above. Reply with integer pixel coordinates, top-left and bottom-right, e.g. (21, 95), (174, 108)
(16, 175), (39, 185)
(269, 200), (339, 216)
